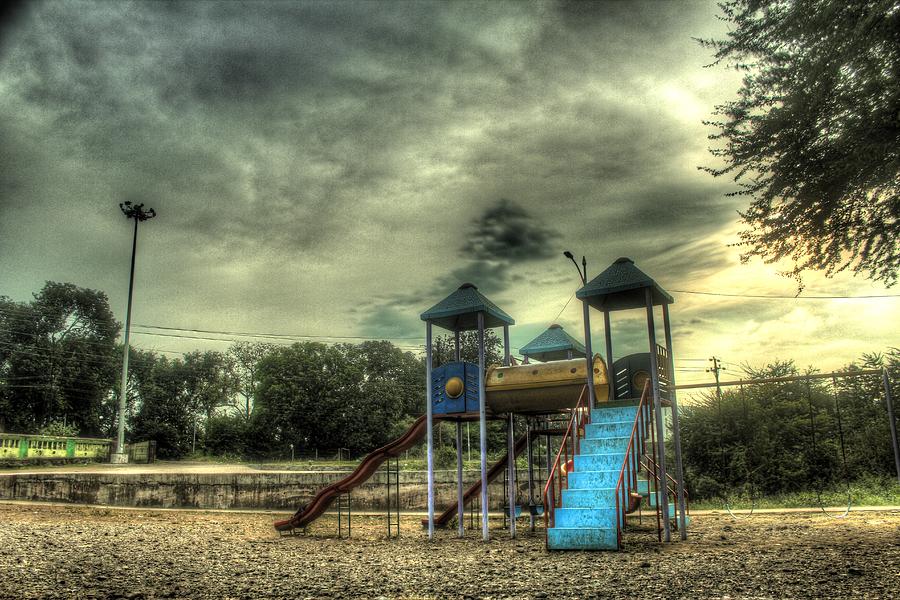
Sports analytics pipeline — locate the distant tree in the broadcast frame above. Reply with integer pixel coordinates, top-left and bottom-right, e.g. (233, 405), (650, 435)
(178, 350), (239, 423)
(679, 352), (899, 499)
(227, 341), (276, 420)
(0, 283), (120, 435)
(701, 0), (900, 287)
(128, 349), (238, 458)
(204, 414), (248, 458)
(431, 329), (503, 368)
(253, 340), (424, 456)
(129, 351), (194, 458)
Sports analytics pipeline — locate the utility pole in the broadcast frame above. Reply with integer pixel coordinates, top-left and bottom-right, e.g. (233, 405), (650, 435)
(708, 356), (723, 402)
(113, 201), (156, 464)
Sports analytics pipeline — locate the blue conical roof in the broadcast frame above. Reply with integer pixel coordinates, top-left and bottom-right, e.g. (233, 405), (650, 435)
(576, 257), (673, 311)
(420, 283), (515, 331)
(520, 324), (586, 362)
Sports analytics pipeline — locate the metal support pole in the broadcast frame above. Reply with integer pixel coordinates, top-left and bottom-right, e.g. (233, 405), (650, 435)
(503, 325), (511, 367)
(603, 311), (614, 400)
(454, 326), (465, 536)
(581, 300), (596, 410)
(527, 421), (535, 532)
(115, 217), (139, 462)
(646, 288), (671, 542)
(456, 420), (465, 537)
(507, 412), (516, 538)
(477, 312), (489, 541)
(883, 367), (900, 486)
(662, 303), (687, 539)
(425, 322), (434, 540)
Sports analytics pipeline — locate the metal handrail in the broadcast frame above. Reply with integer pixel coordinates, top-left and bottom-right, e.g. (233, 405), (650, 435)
(643, 455), (690, 516)
(542, 385), (590, 547)
(613, 381), (652, 548)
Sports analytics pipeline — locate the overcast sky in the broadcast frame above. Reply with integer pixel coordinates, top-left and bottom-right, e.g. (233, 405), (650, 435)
(1, 0), (896, 389)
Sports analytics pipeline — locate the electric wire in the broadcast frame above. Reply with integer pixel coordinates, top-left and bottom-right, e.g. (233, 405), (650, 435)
(669, 289), (899, 299)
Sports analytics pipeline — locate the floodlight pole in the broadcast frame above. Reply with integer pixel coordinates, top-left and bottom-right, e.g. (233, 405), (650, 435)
(114, 202), (156, 464)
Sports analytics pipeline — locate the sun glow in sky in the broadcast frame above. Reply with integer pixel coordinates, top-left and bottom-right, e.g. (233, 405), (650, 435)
(0, 0), (896, 389)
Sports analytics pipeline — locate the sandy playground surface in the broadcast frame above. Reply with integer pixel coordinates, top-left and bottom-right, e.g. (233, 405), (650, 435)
(1, 502), (898, 599)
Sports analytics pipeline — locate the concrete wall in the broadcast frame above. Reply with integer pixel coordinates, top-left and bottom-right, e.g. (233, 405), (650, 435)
(0, 470), (540, 511)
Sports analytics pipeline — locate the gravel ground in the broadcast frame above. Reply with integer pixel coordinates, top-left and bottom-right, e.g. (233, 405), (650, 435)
(1, 503), (898, 599)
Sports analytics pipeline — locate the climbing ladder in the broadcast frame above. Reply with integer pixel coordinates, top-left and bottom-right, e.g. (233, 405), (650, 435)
(543, 383), (687, 550)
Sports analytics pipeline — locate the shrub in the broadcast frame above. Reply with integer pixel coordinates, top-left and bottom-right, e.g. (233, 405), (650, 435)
(39, 420), (79, 438)
(204, 415), (248, 458)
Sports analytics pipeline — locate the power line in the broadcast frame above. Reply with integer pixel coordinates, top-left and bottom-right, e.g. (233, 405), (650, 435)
(548, 293), (576, 327)
(670, 289), (899, 299)
(133, 323), (425, 341)
(0, 340), (119, 362)
(0, 326), (121, 350)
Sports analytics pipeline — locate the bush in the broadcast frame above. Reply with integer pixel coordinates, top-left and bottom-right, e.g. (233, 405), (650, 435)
(39, 420), (79, 437)
(434, 444), (458, 469)
(204, 415), (248, 458)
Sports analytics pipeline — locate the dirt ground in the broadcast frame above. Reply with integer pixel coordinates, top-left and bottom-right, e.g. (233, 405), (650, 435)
(1, 503), (898, 599)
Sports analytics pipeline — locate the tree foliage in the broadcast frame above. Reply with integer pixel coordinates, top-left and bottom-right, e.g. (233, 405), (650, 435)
(253, 341), (423, 456)
(431, 329), (504, 368)
(702, 0), (900, 286)
(227, 341), (276, 420)
(679, 351), (899, 499)
(128, 349), (239, 458)
(0, 282), (120, 435)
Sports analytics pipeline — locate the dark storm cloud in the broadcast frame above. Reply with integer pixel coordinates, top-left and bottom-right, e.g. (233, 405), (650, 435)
(467, 198), (560, 262)
(359, 198), (561, 337)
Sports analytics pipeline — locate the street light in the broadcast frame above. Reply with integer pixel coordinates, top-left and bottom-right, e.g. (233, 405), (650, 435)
(112, 201), (156, 464)
(563, 250), (587, 284)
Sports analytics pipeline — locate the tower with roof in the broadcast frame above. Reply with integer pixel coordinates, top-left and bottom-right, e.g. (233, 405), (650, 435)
(520, 323), (586, 363)
(420, 283), (514, 541)
(574, 257), (688, 542)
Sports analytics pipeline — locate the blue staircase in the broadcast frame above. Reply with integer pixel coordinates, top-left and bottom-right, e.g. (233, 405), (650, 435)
(547, 404), (638, 550)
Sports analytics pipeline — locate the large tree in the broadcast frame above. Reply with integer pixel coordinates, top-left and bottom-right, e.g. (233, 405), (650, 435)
(0, 282), (120, 435)
(253, 340), (424, 456)
(227, 341), (276, 420)
(702, 0), (900, 286)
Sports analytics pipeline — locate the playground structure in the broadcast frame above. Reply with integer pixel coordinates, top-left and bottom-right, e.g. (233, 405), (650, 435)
(273, 256), (900, 549)
(276, 257), (694, 550)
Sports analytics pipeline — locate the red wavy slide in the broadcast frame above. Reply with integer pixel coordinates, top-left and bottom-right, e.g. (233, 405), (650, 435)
(274, 413), (446, 531)
(431, 432), (528, 527)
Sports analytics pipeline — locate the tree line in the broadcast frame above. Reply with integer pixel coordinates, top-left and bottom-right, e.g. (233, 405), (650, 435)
(3, 282), (897, 493)
(678, 353), (900, 500)
(0, 281), (507, 459)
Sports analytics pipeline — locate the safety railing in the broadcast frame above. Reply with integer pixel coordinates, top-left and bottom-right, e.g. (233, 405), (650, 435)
(643, 455), (690, 521)
(542, 385), (590, 547)
(613, 381), (653, 548)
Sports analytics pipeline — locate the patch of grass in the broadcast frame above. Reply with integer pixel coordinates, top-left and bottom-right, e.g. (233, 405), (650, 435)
(691, 477), (900, 510)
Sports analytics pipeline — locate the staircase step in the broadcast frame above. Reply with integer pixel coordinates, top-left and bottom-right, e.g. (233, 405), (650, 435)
(568, 470), (620, 489)
(584, 420), (634, 439)
(637, 478), (650, 495)
(561, 487), (616, 508)
(590, 406), (639, 423)
(645, 497), (680, 517)
(580, 436), (631, 454)
(647, 491), (674, 508)
(575, 452), (626, 471)
(553, 507), (617, 528)
(548, 526), (618, 550)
